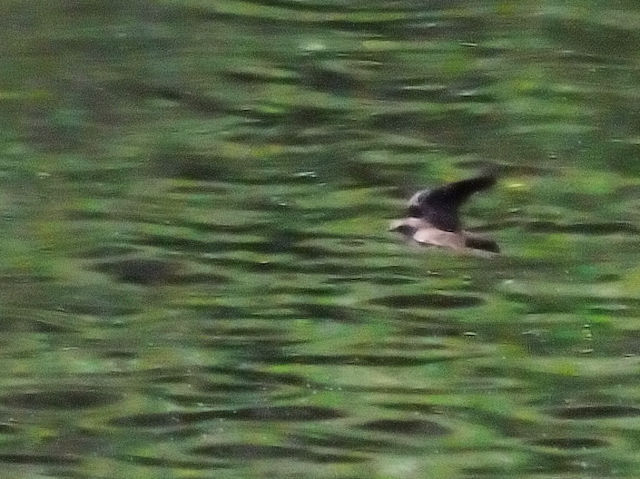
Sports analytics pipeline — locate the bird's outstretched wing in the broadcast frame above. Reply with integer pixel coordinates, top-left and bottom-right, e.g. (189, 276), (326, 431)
(407, 173), (496, 232)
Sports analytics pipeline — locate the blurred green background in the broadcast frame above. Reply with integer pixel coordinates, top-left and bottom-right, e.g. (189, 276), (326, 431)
(2, 1), (640, 478)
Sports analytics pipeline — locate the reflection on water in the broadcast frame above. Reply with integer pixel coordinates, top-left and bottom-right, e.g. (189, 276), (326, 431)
(2, 0), (640, 477)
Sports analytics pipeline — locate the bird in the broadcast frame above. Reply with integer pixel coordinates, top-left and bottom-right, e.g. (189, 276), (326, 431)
(389, 172), (499, 255)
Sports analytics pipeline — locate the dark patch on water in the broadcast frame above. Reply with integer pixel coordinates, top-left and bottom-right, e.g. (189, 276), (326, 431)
(223, 66), (300, 85)
(111, 406), (343, 427)
(548, 405), (640, 419)
(530, 437), (608, 449)
(151, 152), (235, 180)
(100, 349), (138, 359)
(169, 184), (229, 194)
(261, 353), (477, 366)
(167, 389), (303, 408)
(400, 324), (465, 337)
(178, 273), (231, 284)
(113, 79), (229, 115)
(359, 419), (450, 436)
(326, 275), (417, 285)
(56, 301), (139, 317)
(523, 220), (638, 234)
(0, 453), (80, 465)
(191, 443), (365, 463)
(91, 258), (180, 284)
(1, 390), (121, 410)
(376, 340), (449, 351)
(289, 431), (416, 453)
(14, 318), (75, 334)
(91, 258), (227, 285)
(291, 303), (365, 323)
(61, 167), (139, 182)
(370, 293), (484, 309)
(118, 454), (229, 470)
(377, 403), (442, 414)
(200, 326), (288, 337)
(206, 366), (312, 387)
(0, 423), (19, 434)
(268, 285), (340, 295)
(201, 337), (306, 349)
(196, 382), (270, 394)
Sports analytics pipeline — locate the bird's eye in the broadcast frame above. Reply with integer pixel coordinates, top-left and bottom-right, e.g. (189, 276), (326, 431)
(394, 224), (415, 235)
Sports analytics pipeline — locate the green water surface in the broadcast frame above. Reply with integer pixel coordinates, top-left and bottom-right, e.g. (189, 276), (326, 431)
(1, 1), (640, 478)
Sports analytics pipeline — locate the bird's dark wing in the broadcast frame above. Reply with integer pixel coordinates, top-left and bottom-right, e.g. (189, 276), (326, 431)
(408, 173), (496, 232)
